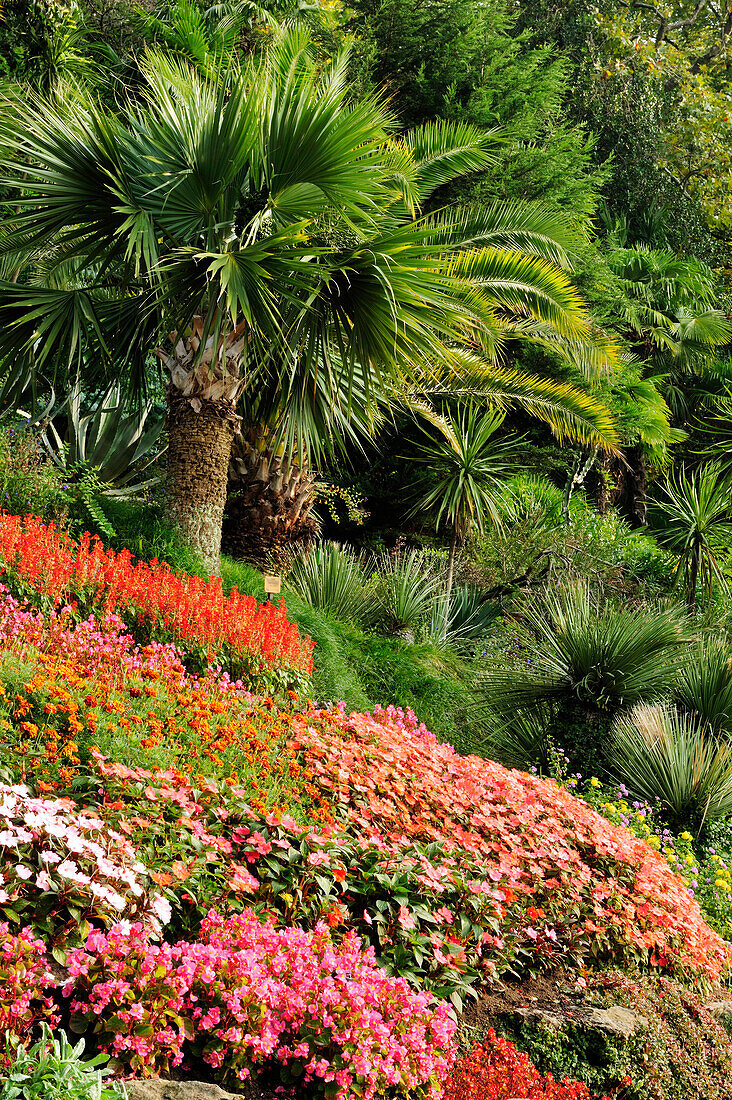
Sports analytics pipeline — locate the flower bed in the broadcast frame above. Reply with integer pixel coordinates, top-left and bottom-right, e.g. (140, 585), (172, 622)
(0, 585), (327, 821)
(444, 1030), (598, 1100)
(0, 782), (168, 953)
(0, 513), (312, 682)
(0, 922), (58, 1063)
(0, 590), (730, 1095)
(285, 705), (731, 982)
(65, 909), (455, 1098)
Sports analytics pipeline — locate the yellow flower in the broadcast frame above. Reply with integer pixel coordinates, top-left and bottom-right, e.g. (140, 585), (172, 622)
(590, 777), (600, 788)
(715, 879), (728, 890)
(681, 831), (693, 842)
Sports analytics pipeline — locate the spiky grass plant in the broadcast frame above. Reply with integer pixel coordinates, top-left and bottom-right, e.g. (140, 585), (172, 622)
(286, 542), (376, 626)
(611, 702), (732, 830)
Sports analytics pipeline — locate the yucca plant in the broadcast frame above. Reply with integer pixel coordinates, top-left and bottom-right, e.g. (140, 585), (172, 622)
(479, 583), (688, 773)
(286, 542), (376, 626)
(649, 463), (732, 610)
(671, 635), (732, 736)
(425, 583), (499, 653)
(472, 705), (558, 774)
(611, 702), (732, 831)
(406, 406), (522, 628)
(371, 547), (443, 642)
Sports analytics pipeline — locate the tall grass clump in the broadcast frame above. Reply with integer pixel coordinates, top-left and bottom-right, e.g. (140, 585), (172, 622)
(612, 702), (732, 830)
(287, 542), (376, 626)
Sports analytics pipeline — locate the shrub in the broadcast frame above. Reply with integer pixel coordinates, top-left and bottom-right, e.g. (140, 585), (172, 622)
(0, 923), (58, 1063)
(65, 910), (455, 1099)
(611, 703), (732, 830)
(0, 1026), (126, 1100)
(470, 705), (559, 774)
(479, 582), (688, 772)
(0, 427), (71, 528)
(444, 1029), (595, 1100)
(0, 512), (313, 685)
(471, 478), (674, 599)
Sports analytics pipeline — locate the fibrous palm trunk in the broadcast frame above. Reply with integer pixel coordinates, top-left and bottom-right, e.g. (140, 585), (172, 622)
(618, 444), (648, 528)
(159, 318), (246, 576)
(223, 430), (319, 568)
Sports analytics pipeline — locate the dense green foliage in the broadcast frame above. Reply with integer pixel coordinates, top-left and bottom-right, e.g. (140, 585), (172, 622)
(3, 0), (732, 1096)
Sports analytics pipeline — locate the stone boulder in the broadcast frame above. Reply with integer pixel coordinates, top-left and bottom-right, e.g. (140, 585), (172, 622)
(122, 1083), (242, 1100)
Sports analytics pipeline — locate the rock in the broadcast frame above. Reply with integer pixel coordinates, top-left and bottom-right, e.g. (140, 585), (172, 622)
(513, 1003), (646, 1039)
(583, 1006), (647, 1038)
(122, 1083), (242, 1100)
(513, 1007), (566, 1030)
(705, 1000), (732, 1017)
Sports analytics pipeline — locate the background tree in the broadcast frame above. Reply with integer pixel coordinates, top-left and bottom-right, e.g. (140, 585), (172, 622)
(406, 406), (521, 626)
(649, 463), (732, 610)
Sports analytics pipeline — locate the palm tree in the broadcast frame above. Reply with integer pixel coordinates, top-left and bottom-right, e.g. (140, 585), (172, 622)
(220, 169), (624, 565)
(649, 463), (732, 610)
(0, 33), (617, 573)
(594, 246), (732, 525)
(406, 405), (521, 626)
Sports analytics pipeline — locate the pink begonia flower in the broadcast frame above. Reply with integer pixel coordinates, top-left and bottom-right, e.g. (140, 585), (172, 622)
(66, 911), (455, 1098)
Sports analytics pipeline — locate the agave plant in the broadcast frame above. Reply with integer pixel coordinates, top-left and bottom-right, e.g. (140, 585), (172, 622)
(38, 383), (165, 496)
(611, 702), (732, 830)
(286, 542), (376, 627)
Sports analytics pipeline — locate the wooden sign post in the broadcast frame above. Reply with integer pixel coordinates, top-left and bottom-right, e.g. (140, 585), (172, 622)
(264, 575), (281, 601)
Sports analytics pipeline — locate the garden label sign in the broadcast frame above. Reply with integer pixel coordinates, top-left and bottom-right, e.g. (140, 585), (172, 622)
(264, 575), (281, 599)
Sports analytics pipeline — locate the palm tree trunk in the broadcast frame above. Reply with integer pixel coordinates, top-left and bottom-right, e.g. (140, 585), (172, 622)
(687, 547), (699, 612)
(223, 432), (319, 567)
(166, 395), (236, 576)
(444, 524), (458, 634)
(160, 320), (247, 576)
(619, 444), (648, 528)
